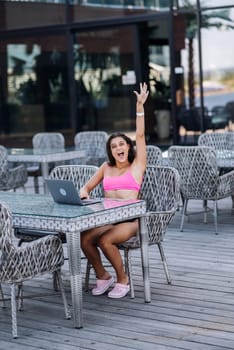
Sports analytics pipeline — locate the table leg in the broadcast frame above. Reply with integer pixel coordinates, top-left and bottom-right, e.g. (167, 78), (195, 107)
(66, 231), (83, 328)
(41, 162), (49, 193)
(139, 216), (151, 303)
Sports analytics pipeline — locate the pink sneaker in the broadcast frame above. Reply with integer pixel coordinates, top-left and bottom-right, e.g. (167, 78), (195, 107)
(108, 283), (130, 299)
(92, 277), (114, 296)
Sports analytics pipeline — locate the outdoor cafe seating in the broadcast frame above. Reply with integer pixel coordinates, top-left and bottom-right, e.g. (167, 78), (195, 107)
(146, 144), (163, 165)
(0, 145), (27, 192)
(168, 145), (234, 234)
(85, 165), (181, 298)
(27, 132), (65, 193)
(74, 131), (108, 167)
(0, 201), (70, 338)
(198, 131), (234, 158)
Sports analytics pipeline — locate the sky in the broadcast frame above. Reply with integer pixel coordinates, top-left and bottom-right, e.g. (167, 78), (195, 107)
(181, 6), (234, 75)
(200, 27), (234, 71)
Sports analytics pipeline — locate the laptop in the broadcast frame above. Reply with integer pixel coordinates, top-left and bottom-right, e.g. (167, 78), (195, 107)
(45, 178), (102, 206)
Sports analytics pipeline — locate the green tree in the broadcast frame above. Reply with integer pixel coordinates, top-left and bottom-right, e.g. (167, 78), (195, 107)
(181, 1), (234, 108)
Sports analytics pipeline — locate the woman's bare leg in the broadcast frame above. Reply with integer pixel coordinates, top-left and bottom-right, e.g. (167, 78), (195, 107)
(81, 225), (114, 279)
(98, 221), (138, 284)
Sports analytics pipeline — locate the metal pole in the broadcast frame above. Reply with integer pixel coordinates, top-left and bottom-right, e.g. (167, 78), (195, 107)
(196, 0), (205, 132)
(169, 0), (178, 144)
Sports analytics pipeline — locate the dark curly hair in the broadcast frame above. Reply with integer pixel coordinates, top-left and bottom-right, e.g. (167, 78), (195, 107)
(106, 132), (136, 166)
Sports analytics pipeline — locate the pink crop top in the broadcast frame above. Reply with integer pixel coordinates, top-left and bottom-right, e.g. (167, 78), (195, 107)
(103, 171), (141, 192)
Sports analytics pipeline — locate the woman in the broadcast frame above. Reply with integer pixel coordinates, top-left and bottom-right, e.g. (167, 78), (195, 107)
(79, 82), (149, 298)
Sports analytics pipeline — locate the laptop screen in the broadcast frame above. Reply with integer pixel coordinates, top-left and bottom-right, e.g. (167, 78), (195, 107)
(45, 179), (101, 206)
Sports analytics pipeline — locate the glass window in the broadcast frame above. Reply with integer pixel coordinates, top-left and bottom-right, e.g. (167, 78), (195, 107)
(3, 0), (66, 2)
(178, 0), (234, 9)
(74, 27), (136, 133)
(70, 1), (169, 23)
(0, 34), (71, 138)
(201, 7), (234, 125)
(72, 0), (169, 9)
(181, 4), (234, 136)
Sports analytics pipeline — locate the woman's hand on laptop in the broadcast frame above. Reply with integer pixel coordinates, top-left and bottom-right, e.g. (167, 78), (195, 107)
(79, 186), (90, 199)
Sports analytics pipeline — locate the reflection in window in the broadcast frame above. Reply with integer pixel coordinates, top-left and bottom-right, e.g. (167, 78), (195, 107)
(6, 38), (70, 135)
(149, 45), (170, 109)
(73, 0), (170, 9)
(178, 0), (234, 9)
(74, 27), (135, 132)
(5, 0), (66, 2)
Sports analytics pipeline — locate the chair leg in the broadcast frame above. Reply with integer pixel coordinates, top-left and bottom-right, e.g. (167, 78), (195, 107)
(17, 283), (24, 311)
(123, 248), (134, 299)
(213, 200), (218, 234)
(0, 283), (6, 308)
(33, 176), (39, 194)
(53, 271), (60, 292)
(180, 199), (188, 231)
(203, 200), (208, 223)
(53, 270), (71, 320)
(84, 261), (92, 292)
(157, 243), (172, 284)
(11, 284), (18, 338)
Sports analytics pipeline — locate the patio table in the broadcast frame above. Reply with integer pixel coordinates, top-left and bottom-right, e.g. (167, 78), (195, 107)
(0, 192), (148, 328)
(215, 149), (234, 169)
(7, 147), (86, 192)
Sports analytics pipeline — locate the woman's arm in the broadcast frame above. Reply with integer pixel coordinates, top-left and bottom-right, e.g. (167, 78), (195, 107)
(133, 82), (149, 169)
(79, 163), (106, 199)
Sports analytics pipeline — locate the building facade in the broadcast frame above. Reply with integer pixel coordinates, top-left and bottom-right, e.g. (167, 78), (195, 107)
(0, 1), (233, 147)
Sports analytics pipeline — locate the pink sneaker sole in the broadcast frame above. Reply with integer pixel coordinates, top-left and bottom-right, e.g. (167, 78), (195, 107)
(108, 283), (130, 299)
(92, 277), (114, 296)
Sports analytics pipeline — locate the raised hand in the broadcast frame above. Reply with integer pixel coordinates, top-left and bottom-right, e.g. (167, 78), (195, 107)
(133, 82), (149, 105)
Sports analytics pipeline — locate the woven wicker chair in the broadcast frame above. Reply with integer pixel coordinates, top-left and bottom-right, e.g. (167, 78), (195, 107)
(198, 132), (234, 208)
(198, 131), (234, 157)
(84, 166), (181, 298)
(168, 145), (234, 234)
(146, 145), (163, 165)
(49, 164), (103, 197)
(27, 132), (65, 193)
(0, 145), (27, 191)
(0, 201), (70, 338)
(119, 166), (180, 298)
(74, 131), (108, 166)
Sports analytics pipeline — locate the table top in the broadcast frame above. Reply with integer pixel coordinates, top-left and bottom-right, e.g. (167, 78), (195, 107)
(0, 191), (146, 224)
(7, 147), (85, 162)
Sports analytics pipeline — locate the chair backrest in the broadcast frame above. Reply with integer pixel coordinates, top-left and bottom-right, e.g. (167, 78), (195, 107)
(0, 145), (8, 176)
(0, 202), (15, 277)
(168, 146), (219, 199)
(139, 165), (180, 212)
(32, 132), (65, 149)
(198, 132), (229, 150)
(136, 166), (180, 244)
(49, 164), (103, 198)
(146, 145), (162, 166)
(74, 131), (108, 158)
(198, 132), (234, 160)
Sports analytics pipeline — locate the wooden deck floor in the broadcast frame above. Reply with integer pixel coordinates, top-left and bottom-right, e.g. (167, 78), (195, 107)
(1, 181), (234, 349)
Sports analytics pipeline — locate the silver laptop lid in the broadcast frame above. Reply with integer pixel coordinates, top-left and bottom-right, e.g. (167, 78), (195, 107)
(45, 179), (101, 206)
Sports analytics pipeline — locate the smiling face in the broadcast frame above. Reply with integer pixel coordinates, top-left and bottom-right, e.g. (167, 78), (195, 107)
(110, 136), (130, 164)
